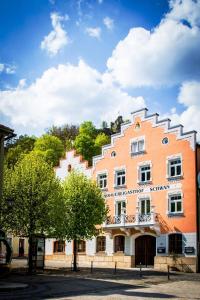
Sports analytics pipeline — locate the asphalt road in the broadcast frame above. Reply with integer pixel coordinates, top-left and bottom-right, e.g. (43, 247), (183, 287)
(1, 267), (200, 300)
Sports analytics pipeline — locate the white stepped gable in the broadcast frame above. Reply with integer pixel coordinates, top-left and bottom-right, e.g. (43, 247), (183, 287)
(55, 149), (92, 180)
(93, 108), (197, 166)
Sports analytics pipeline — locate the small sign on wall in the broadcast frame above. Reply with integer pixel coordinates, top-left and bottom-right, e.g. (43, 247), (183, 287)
(184, 247), (195, 254)
(157, 247), (166, 254)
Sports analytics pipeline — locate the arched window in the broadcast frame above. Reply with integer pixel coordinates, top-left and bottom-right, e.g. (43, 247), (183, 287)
(96, 236), (106, 252)
(168, 233), (182, 254)
(114, 235), (125, 252)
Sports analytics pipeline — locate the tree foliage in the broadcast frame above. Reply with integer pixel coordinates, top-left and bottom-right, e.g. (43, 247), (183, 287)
(62, 171), (107, 240)
(2, 153), (64, 237)
(95, 133), (110, 150)
(74, 121), (110, 164)
(33, 134), (64, 166)
(47, 124), (79, 148)
(5, 135), (36, 168)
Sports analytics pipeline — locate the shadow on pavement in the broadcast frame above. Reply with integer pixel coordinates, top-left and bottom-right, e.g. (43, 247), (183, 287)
(0, 272), (176, 300)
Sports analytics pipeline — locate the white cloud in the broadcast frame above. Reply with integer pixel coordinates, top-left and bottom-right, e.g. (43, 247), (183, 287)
(86, 27), (101, 39)
(168, 0), (200, 27)
(41, 12), (69, 56)
(98, 0), (103, 4)
(0, 63), (16, 74)
(166, 81), (200, 139)
(107, 0), (200, 87)
(0, 60), (145, 135)
(103, 17), (114, 30)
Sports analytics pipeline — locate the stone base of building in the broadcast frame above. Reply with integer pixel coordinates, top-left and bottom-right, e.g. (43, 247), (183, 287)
(45, 254), (197, 272)
(154, 256), (197, 273)
(45, 254), (135, 269)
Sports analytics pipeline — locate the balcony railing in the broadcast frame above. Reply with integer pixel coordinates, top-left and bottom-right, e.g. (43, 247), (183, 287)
(104, 212), (158, 227)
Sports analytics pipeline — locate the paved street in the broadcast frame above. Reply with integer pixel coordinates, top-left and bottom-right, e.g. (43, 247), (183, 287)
(1, 261), (200, 300)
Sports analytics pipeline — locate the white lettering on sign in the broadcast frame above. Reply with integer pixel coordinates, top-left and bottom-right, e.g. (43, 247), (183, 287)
(103, 183), (181, 198)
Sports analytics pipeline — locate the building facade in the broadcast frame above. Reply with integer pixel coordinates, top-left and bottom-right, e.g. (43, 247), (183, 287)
(45, 109), (200, 272)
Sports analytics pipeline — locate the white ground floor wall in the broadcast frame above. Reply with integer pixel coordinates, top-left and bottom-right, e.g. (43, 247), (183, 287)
(45, 232), (197, 272)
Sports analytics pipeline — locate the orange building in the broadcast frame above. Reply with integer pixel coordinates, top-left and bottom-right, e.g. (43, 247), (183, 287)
(45, 108), (200, 272)
(93, 108), (200, 272)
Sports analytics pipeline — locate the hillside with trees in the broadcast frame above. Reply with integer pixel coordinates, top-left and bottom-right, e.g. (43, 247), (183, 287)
(4, 115), (125, 167)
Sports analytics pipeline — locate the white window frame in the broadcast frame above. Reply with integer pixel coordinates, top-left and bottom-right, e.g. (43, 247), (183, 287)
(166, 154), (183, 179)
(139, 164), (151, 183)
(130, 136), (145, 155)
(97, 173), (107, 189)
(115, 199), (127, 216)
(137, 161), (152, 183)
(114, 169), (126, 187)
(139, 197), (151, 215)
(168, 191), (183, 215)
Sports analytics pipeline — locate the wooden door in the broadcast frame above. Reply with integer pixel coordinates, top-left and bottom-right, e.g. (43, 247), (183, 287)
(135, 235), (156, 266)
(19, 238), (25, 257)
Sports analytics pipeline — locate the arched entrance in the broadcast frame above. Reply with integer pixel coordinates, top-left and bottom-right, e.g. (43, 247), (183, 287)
(135, 235), (156, 267)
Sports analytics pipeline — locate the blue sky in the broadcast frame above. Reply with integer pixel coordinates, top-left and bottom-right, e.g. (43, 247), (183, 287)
(0, 0), (200, 137)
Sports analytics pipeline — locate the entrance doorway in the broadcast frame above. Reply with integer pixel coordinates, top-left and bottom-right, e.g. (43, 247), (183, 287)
(135, 235), (156, 267)
(18, 238), (25, 257)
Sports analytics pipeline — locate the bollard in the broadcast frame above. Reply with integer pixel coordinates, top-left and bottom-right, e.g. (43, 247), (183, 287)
(114, 261), (117, 274)
(139, 262), (142, 278)
(167, 265), (170, 280)
(91, 261), (93, 273)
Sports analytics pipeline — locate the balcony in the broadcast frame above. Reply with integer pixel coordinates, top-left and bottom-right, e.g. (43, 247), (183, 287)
(104, 212), (158, 229)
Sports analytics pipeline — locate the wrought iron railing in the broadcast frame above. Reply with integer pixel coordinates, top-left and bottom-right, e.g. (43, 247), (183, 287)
(138, 213), (152, 222)
(105, 213), (157, 226)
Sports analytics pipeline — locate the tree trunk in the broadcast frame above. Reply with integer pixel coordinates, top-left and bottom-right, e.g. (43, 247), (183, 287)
(28, 234), (33, 274)
(73, 239), (78, 271)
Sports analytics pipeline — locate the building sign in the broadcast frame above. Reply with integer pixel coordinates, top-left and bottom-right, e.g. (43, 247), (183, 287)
(184, 247), (195, 254)
(157, 247), (166, 254)
(104, 183), (181, 198)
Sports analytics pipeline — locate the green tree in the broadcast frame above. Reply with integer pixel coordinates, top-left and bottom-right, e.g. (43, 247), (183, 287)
(74, 121), (98, 164)
(2, 153), (65, 272)
(47, 124), (79, 148)
(95, 133), (110, 154)
(5, 135), (36, 168)
(62, 171), (107, 271)
(33, 134), (64, 166)
(78, 121), (97, 138)
(74, 133), (96, 164)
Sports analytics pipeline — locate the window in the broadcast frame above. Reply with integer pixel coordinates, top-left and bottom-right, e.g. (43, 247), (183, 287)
(77, 240), (86, 253)
(96, 236), (106, 252)
(115, 170), (126, 187)
(115, 200), (126, 216)
(114, 235), (125, 252)
(168, 233), (182, 254)
(139, 165), (151, 182)
(131, 139), (144, 154)
(98, 173), (107, 189)
(169, 193), (182, 213)
(53, 240), (65, 253)
(162, 137), (169, 144)
(168, 158), (182, 178)
(140, 198), (150, 215)
(111, 151), (116, 157)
